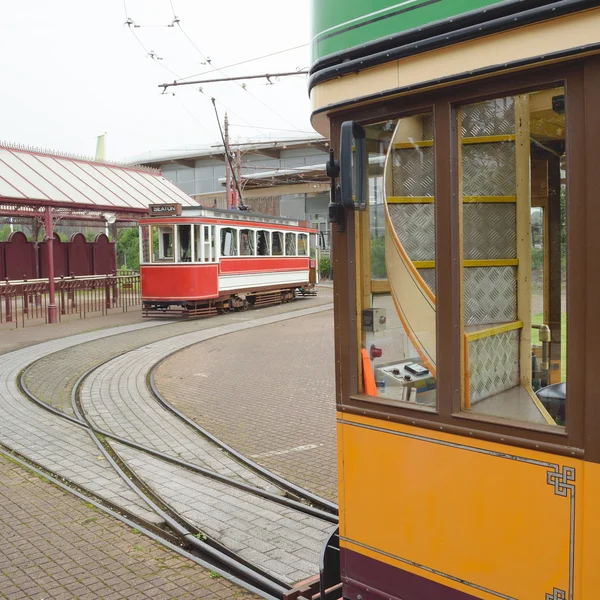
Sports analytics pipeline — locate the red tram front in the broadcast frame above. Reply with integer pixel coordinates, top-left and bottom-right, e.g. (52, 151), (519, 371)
(138, 205), (318, 317)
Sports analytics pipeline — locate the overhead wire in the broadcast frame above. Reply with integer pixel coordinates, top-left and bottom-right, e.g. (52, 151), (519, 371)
(123, 3), (269, 139)
(168, 0), (307, 134)
(176, 44), (309, 82)
(231, 123), (316, 134)
(124, 2), (310, 145)
(124, 1), (182, 80)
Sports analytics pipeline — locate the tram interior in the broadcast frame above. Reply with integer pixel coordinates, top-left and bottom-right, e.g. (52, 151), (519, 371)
(365, 87), (567, 427)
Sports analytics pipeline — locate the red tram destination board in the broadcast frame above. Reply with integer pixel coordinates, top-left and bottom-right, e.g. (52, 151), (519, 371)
(149, 203), (182, 216)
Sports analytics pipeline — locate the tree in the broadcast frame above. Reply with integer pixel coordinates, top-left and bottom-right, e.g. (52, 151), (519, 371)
(370, 236), (386, 279)
(117, 227), (140, 270)
(0, 225), (11, 242)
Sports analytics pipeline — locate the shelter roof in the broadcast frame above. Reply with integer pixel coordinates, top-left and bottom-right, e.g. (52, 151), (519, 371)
(0, 142), (198, 213)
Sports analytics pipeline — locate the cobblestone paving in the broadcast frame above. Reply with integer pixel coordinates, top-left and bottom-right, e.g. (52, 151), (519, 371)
(156, 309), (337, 502)
(0, 320), (167, 523)
(117, 443), (334, 586)
(0, 309), (146, 355)
(2, 291), (334, 598)
(25, 294), (331, 415)
(78, 303), (333, 494)
(0, 453), (258, 600)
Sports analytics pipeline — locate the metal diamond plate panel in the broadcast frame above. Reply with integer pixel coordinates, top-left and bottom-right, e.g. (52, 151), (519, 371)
(388, 204), (435, 261)
(462, 143), (516, 197)
(464, 267), (517, 326)
(469, 329), (520, 403)
(392, 147), (434, 197)
(418, 268), (436, 295)
(461, 97), (515, 138)
(463, 204), (516, 260)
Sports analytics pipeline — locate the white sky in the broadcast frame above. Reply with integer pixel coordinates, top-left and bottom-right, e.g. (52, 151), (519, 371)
(0, 0), (315, 162)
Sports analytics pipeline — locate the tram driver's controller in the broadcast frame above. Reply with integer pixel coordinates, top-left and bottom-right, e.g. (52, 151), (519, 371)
(405, 363), (429, 377)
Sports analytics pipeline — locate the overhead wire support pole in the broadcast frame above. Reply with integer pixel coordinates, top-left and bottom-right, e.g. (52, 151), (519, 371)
(211, 98), (246, 210)
(159, 71), (308, 91)
(224, 113), (232, 209)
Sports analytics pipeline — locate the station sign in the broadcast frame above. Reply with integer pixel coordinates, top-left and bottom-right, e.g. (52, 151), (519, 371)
(149, 203), (182, 216)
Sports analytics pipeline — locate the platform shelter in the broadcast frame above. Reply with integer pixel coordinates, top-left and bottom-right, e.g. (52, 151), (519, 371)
(0, 142), (197, 323)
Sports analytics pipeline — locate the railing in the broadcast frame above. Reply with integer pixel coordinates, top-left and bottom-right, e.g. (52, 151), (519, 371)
(0, 272), (140, 328)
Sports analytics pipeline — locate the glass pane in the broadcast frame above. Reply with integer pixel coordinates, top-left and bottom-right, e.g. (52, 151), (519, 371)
(366, 113), (436, 407)
(298, 234), (308, 256)
(285, 232), (297, 256)
(178, 225), (191, 262)
(272, 232), (284, 256)
(459, 87), (566, 427)
(366, 121), (394, 279)
(240, 229), (255, 256)
(220, 227), (237, 256)
(257, 230), (270, 255)
(153, 225), (173, 261)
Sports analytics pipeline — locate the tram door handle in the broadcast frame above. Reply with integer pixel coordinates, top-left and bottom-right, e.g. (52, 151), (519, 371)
(326, 148), (344, 232)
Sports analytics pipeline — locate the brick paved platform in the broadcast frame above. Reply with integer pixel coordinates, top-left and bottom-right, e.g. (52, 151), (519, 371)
(1, 289), (334, 599)
(155, 307), (337, 503)
(0, 453), (256, 600)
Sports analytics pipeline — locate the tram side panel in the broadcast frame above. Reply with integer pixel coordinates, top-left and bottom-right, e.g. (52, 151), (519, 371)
(140, 264), (220, 304)
(218, 256), (310, 292)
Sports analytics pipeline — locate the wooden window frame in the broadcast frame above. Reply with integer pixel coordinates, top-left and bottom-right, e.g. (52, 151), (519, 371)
(329, 57), (600, 459)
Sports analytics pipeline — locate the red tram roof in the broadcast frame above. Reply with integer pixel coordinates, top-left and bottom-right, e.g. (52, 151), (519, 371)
(139, 206), (317, 232)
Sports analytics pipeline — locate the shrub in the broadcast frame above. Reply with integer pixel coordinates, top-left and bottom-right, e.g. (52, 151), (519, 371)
(319, 256), (331, 279)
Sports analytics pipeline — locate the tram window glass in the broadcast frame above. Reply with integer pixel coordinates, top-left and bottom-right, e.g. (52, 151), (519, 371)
(272, 232), (284, 256)
(458, 87), (566, 428)
(366, 113), (436, 407)
(140, 226), (151, 263)
(240, 229), (255, 256)
(298, 234), (308, 256)
(154, 225), (174, 261)
(365, 120), (396, 280)
(257, 230), (270, 256)
(220, 227), (238, 257)
(178, 225), (192, 262)
(285, 232), (297, 256)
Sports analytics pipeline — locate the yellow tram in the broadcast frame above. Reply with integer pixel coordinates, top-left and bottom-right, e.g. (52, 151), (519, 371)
(309, 1), (600, 599)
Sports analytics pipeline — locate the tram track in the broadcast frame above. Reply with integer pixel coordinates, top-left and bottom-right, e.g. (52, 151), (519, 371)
(148, 354), (338, 515)
(10, 302), (337, 598)
(70, 369), (291, 599)
(0, 444), (273, 599)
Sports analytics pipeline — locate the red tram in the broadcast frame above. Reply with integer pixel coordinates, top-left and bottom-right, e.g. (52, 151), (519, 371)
(138, 204), (319, 317)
